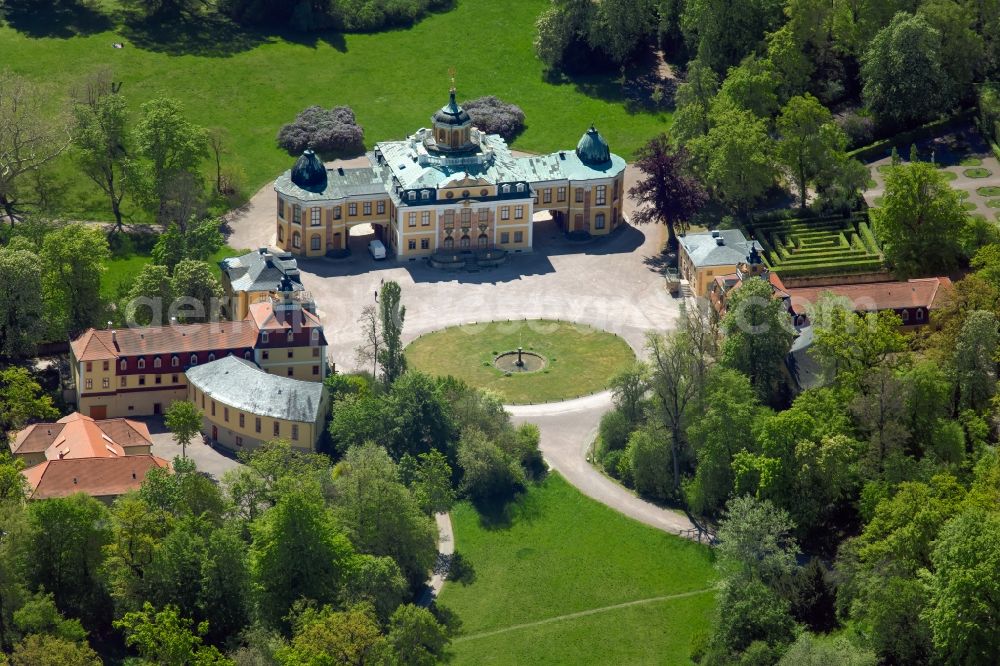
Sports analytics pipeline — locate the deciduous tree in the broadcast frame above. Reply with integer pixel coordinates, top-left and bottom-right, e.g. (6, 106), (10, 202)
(776, 94), (851, 209)
(0, 247), (44, 357)
(628, 135), (707, 249)
(721, 276), (793, 400)
(133, 98), (207, 221)
(377, 280), (406, 386)
(165, 400), (203, 459)
(40, 224), (110, 337)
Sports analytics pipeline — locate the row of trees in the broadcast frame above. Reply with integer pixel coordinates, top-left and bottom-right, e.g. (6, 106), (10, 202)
(1, 68), (234, 229)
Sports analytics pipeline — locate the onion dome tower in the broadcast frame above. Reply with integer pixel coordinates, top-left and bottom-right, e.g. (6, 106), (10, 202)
(290, 148), (327, 191)
(431, 87), (473, 151)
(576, 125), (612, 165)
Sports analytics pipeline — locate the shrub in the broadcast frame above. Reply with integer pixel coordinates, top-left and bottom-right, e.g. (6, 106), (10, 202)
(838, 110), (875, 148)
(462, 96), (526, 140)
(598, 409), (631, 454)
(277, 105), (365, 156)
(602, 448), (624, 479)
(626, 426), (673, 501)
(457, 428), (526, 504)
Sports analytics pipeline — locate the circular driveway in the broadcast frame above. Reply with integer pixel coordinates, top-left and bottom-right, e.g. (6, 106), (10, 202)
(226, 165), (696, 536)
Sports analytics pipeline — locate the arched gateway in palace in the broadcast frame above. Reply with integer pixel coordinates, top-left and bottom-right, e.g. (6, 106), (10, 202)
(273, 88), (627, 259)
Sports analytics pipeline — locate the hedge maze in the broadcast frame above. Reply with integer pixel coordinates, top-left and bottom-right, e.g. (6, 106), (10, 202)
(744, 215), (885, 278)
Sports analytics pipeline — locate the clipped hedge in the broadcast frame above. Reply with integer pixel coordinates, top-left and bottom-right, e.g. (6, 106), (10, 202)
(846, 109), (976, 163)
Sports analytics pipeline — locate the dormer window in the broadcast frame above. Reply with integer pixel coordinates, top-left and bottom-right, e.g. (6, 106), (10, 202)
(172, 356), (179, 367)
(138, 358), (146, 369)
(208, 353), (216, 362)
(408, 192), (416, 201)
(153, 357), (161, 368)
(262, 331), (269, 343)
(900, 309), (909, 322)
(516, 183), (525, 193)
(311, 329), (319, 341)
(916, 308), (925, 321)
(120, 360), (127, 371)
(501, 184), (510, 194)
(287, 331), (295, 342)
(244, 350), (252, 359)
(421, 190), (430, 200)
(190, 354), (198, 365)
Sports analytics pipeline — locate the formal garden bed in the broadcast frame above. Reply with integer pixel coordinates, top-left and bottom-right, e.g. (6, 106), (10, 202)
(438, 474), (715, 665)
(404, 320), (635, 404)
(743, 214), (885, 279)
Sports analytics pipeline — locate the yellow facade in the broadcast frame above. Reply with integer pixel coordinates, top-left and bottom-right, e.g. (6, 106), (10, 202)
(188, 381), (326, 453)
(276, 195), (394, 258)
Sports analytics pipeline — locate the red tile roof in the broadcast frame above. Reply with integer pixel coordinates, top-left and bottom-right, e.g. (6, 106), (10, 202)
(248, 302), (322, 331)
(22, 455), (170, 500)
(786, 278), (953, 315)
(10, 413), (152, 460)
(71, 321), (259, 361)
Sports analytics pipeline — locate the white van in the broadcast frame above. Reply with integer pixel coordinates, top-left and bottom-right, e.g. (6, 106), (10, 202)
(368, 239), (387, 260)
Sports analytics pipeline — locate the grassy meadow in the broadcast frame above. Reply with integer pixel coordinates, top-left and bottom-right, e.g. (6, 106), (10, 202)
(438, 474), (717, 665)
(1, 0), (672, 223)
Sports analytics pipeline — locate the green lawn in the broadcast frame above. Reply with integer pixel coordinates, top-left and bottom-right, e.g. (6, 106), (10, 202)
(405, 320), (636, 404)
(2, 0), (670, 223)
(102, 245), (245, 298)
(439, 474), (717, 665)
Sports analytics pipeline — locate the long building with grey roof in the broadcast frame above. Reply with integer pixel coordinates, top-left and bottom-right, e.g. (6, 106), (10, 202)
(273, 87), (627, 259)
(185, 355), (329, 453)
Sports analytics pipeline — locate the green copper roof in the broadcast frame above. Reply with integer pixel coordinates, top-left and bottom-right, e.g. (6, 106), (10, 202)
(576, 125), (611, 165)
(433, 90), (471, 126)
(290, 149), (328, 191)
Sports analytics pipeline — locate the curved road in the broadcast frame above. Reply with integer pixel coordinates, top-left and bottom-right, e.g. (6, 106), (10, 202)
(227, 160), (696, 542)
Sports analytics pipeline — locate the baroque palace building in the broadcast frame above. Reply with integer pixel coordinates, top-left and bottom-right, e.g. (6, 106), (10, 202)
(274, 87), (628, 259)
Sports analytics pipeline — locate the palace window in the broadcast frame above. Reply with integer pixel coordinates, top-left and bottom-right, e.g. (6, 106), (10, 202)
(211, 401), (216, 416)
(120, 377), (127, 388)
(138, 358), (145, 369)
(172, 374), (179, 383)
(408, 212), (417, 227)
(255, 417), (261, 433)
(262, 350), (269, 360)
(86, 361), (92, 372)
(239, 413), (245, 428)
(292, 232), (301, 248)
(292, 205), (301, 224)
(277, 226), (284, 242)
(334, 206), (342, 220)
(85, 379), (92, 389)
(310, 207), (321, 226)
(501, 232), (510, 244)
(377, 200), (385, 214)
(444, 237), (454, 250)
(236, 436), (243, 447)
(444, 210), (454, 226)
(575, 189), (584, 203)
(287, 350), (293, 359)
(543, 189), (552, 204)
(224, 407), (229, 422)
(514, 231), (524, 243)
(138, 375), (145, 386)
(155, 375), (162, 385)
(501, 206), (510, 220)
(596, 185), (607, 206)
(479, 209), (488, 223)
(514, 205), (524, 220)
(595, 213), (606, 229)
(311, 235), (321, 251)
(313, 365), (320, 376)
(421, 238), (429, 249)
(364, 201), (372, 215)
(291, 425), (299, 441)
(461, 208), (471, 224)
(103, 360), (109, 371)
(557, 187), (566, 201)
(421, 211), (430, 226)
(286, 367), (293, 376)
(313, 347), (320, 357)
(408, 240), (416, 250)
(348, 203), (357, 217)
(460, 235), (471, 249)
(103, 377), (110, 389)
(277, 196), (285, 219)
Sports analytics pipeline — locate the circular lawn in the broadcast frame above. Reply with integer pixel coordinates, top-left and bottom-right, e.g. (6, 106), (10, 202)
(405, 319), (635, 404)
